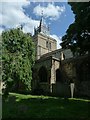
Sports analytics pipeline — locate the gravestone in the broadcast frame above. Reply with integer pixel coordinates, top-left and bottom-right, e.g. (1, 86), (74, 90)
(70, 83), (75, 98)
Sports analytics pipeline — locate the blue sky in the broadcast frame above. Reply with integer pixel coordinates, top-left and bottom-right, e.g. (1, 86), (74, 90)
(0, 0), (75, 48)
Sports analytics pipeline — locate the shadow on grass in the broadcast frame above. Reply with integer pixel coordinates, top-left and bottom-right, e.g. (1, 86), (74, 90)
(2, 93), (90, 120)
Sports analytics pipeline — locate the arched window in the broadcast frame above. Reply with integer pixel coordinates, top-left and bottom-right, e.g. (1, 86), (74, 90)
(46, 41), (48, 48)
(39, 66), (47, 82)
(49, 42), (51, 50)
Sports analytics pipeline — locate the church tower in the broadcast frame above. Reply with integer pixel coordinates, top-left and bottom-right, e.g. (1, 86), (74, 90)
(33, 12), (57, 60)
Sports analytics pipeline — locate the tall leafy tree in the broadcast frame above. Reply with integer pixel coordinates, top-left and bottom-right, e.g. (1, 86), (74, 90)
(2, 28), (35, 94)
(61, 2), (90, 56)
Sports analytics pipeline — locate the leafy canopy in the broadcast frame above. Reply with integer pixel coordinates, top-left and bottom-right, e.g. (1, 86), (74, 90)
(61, 2), (90, 56)
(2, 28), (35, 92)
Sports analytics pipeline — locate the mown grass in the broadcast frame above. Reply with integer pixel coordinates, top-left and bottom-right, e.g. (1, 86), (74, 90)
(2, 93), (90, 119)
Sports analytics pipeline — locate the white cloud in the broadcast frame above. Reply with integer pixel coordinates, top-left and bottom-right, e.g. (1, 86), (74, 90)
(23, 19), (39, 34)
(33, 3), (65, 20)
(0, 1), (39, 35)
(50, 34), (62, 49)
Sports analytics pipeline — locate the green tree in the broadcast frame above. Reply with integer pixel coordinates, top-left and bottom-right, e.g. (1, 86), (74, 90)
(61, 2), (90, 56)
(2, 28), (35, 94)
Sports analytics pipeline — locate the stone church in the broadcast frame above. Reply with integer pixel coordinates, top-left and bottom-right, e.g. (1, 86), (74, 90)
(32, 15), (90, 97)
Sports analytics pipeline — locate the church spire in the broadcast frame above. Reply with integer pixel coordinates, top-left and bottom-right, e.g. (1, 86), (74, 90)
(40, 10), (43, 27)
(34, 10), (50, 35)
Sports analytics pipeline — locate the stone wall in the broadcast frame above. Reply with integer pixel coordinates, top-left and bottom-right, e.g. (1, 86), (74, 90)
(32, 53), (90, 97)
(51, 58), (60, 84)
(32, 56), (60, 94)
(61, 55), (90, 97)
(32, 56), (52, 94)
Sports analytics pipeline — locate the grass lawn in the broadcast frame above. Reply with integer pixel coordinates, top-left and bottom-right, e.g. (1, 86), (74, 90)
(2, 93), (90, 119)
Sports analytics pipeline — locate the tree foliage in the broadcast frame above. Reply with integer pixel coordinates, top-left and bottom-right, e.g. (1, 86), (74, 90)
(2, 28), (35, 93)
(61, 2), (90, 56)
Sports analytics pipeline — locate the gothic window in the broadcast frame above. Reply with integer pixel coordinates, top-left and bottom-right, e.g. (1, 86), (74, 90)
(46, 41), (48, 48)
(49, 42), (51, 50)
